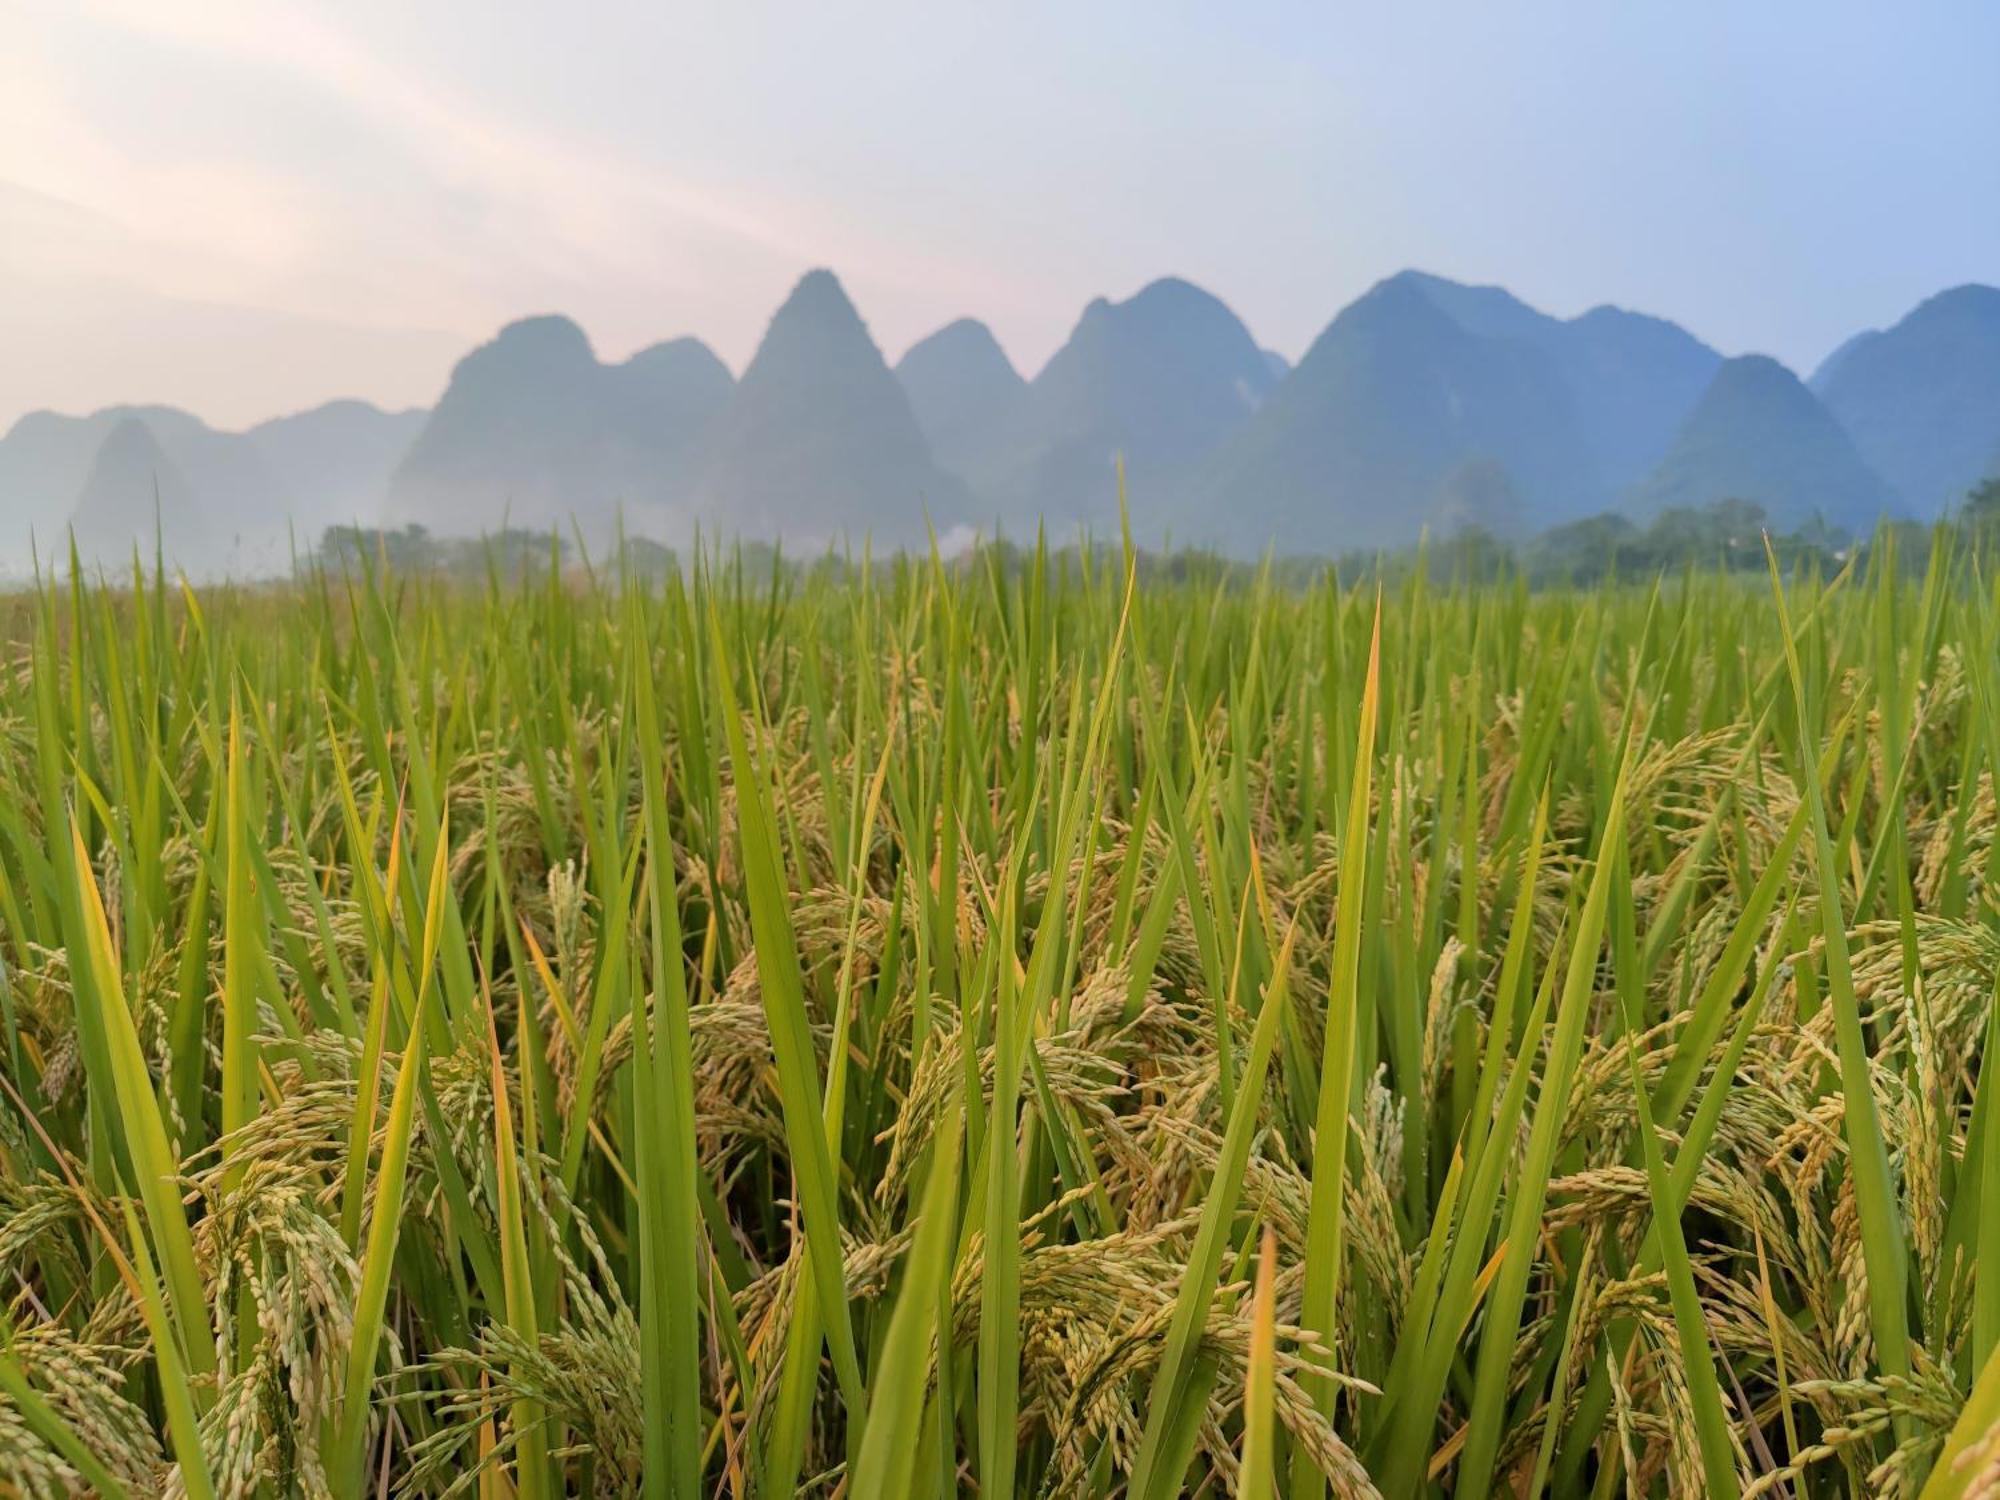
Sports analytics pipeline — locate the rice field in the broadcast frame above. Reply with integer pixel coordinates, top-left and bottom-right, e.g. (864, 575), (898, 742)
(1, 527), (1998, 1498)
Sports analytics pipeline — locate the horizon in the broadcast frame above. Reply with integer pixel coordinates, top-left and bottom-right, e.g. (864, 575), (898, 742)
(8, 2), (1999, 431)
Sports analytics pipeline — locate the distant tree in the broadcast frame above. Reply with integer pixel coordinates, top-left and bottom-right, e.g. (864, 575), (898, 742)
(319, 523), (437, 572)
(1962, 476), (2000, 535)
(1525, 513), (1638, 585)
(1642, 498), (1769, 571)
(1422, 525), (1513, 584)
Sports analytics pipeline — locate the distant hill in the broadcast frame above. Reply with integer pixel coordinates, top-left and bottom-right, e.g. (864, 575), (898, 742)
(895, 319), (1031, 501)
(389, 315), (610, 540)
(71, 410), (297, 573)
(0, 406), (205, 562)
(1812, 284), (2000, 515)
(8, 266), (1999, 569)
(0, 399), (424, 576)
(694, 270), (964, 546)
(67, 418), (218, 569)
(1627, 354), (1899, 533)
(388, 316), (731, 543)
(248, 400), (427, 531)
(1810, 328), (1882, 393)
(1392, 271), (1723, 493)
(1183, 274), (1605, 552)
(1007, 277), (1279, 532)
(605, 339), (736, 465)
(1176, 271), (1727, 554)
(1, 410), (129, 560)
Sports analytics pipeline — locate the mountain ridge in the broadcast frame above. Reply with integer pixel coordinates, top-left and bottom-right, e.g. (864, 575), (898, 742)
(1001, 276), (1280, 532)
(387, 314), (733, 542)
(8, 269), (1996, 569)
(1811, 284), (2000, 514)
(895, 318), (1031, 502)
(1626, 354), (1901, 532)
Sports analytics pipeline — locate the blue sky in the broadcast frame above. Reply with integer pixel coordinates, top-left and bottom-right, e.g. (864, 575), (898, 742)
(4, 1), (1997, 428)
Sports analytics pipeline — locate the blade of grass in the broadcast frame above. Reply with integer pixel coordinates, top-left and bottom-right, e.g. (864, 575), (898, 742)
(1291, 596), (1381, 1500)
(1454, 744), (1631, 1500)
(1239, 1224), (1281, 1500)
(330, 808), (453, 1491)
(705, 604), (866, 1413)
(1128, 917), (1301, 1500)
(65, 816), (213, 1379)
(1765, 539), (1913, 1393)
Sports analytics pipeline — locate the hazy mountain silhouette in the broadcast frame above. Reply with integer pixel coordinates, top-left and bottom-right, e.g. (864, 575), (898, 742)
(605, 339), (735, 459)
(1007, 277), (1279, 532)
(38, 408), (287, 573)
(694, 270), (964, 545)
(389, 316), (731, 543)
(1812, 284), (2000, 514)
(0, 399), (424, 576)
(895, 319), (1030, 498)
(1628, 355), (1899, 532)
(1391, 271), (1722, 490)
(392, 316), (604, 536)
(8, 266), (2000, 570)
(0, 407), (229, 561)
(1811, 329), (1882, 393)
(2, 409), (145, 559)
(67, 418), (218, 568)
(1184, 274), (1606, 553)
(249, 400), (427, 530)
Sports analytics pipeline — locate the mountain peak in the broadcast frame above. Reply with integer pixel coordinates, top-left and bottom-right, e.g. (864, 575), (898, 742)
(619, 336), (734, 387)
(1376, 270), (1552, 343)
(1341, 271), (1462, 326)
(603, 337), (735, 463)
(489, 314), (597, 365)
(743, 270), (888, 382)
(391, 314), (721, 540)
(696, 274), (959, 543)
(1125, 276), (1229, 313)
(1911, 283), (2000, 321)
(897, 319), (1029, 492)
(1189, 272), (1605, 554)
(97, 413), (165, 461)
(1016, 277), (1278, 530)
(1813, 284), (2000, 513)
(899, 319), (1018, 379)
(70, 417), (210, 567)
(1629, 353), (1897, 532)
(1573, 302), (1695, 340)
(1708, 352), (1796, 393)
(774, 268), (865, 328)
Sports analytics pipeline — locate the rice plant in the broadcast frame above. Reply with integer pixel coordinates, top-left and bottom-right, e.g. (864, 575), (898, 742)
(1, 522), (1998, 1497)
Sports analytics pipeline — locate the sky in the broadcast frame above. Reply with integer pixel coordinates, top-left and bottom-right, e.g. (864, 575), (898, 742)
(4, 0), (1998, 432)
